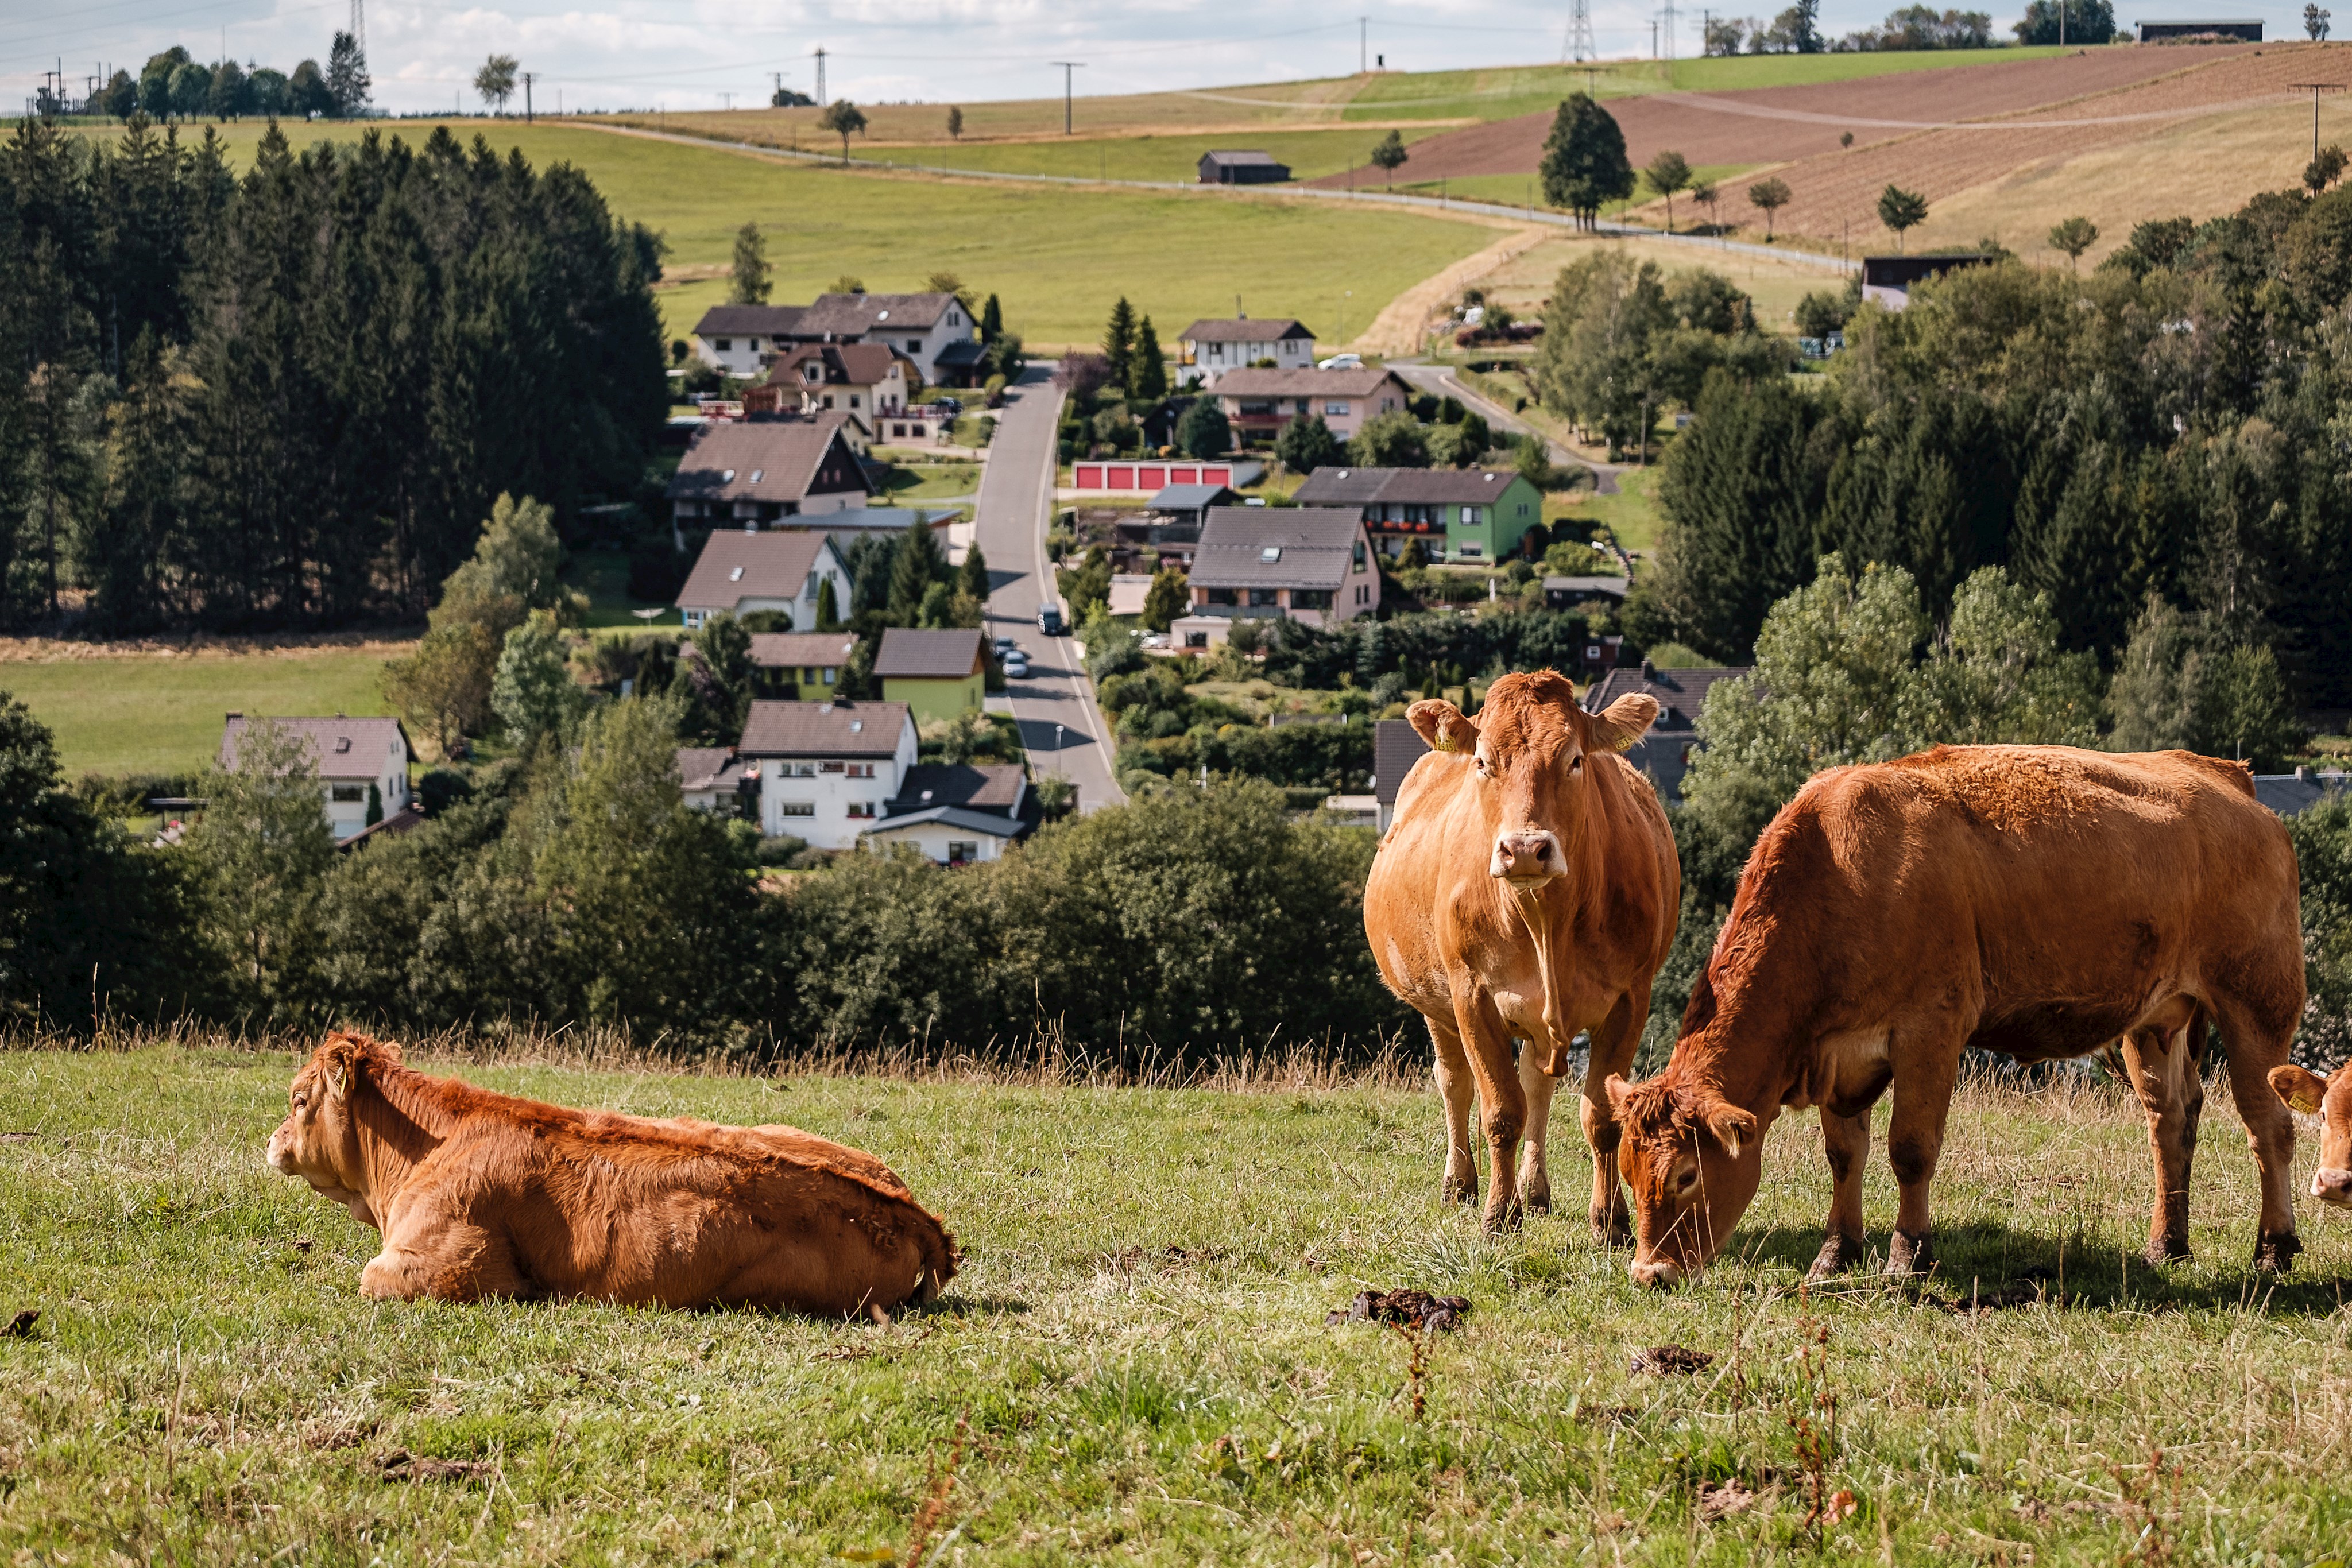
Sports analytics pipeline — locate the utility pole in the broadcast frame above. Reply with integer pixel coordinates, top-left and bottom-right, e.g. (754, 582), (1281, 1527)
(1650, 18), (1659, 55)
(1360, 16), (1368, 73)
(2293, 83), (2346, 161)
(524, 72), (536, 121)
(773, 70), (783, 106)
(814, 47), (827, 107)
(1051, 61), (1083, 134)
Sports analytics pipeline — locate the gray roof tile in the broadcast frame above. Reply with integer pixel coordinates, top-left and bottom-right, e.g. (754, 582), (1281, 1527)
(1189, 506), (1365, 591)
(737, 700), (910, 757)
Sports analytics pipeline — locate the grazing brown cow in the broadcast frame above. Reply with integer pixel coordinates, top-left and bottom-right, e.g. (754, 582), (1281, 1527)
(2269, 1063), (2352, 1206)
(1365, 671), (1680, 1234)
(265, 1032), (958, 1316)
(1608, 745), (2304, 1288)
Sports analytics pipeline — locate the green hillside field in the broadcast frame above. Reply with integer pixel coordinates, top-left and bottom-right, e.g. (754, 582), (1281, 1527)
(76, 120), (1506, 350)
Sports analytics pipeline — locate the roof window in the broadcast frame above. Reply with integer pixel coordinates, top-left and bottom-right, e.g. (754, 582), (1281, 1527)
(850, 720), (864, 733)
(750, 469), (764, 483)
(730, 566), (745, 582)
(876, 309), (890, 320)
(1260, 546), (1282, 562)
(335, 737), (352, 753)
(722, 469), (736, 482)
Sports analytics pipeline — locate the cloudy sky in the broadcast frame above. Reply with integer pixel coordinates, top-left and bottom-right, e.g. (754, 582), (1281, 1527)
(2, 1), (2307, 117)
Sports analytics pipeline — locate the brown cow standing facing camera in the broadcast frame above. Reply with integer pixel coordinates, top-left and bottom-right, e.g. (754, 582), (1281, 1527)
(265, 1032), (958, 1317)
(1608, 745), (2305, 1289)
(1365, 671), (1680, 1235)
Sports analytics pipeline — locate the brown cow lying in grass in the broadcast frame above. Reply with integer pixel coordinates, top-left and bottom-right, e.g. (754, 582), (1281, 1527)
(265, 1032), (958, 1317)
(2270, 1062), (2352, 1207)
(1610, 745), (2304, 1288)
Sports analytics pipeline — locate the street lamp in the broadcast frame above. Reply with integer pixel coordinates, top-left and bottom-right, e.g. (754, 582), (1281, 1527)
(1055, 723), (1066, 751)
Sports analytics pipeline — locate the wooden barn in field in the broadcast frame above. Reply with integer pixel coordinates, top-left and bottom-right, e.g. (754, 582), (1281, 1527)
(1197, 150), (1292, 185)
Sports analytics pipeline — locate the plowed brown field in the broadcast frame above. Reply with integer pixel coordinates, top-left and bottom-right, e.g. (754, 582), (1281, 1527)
(1307, 42), (2263, 183)
(1688, 42), (2352, 243)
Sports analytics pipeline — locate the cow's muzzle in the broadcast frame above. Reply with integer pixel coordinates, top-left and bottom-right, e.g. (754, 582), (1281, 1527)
(1490, 830), (1562, 884)
(1628, 1256), (1689, 1290)
(2312, 1166), (2352, 1206)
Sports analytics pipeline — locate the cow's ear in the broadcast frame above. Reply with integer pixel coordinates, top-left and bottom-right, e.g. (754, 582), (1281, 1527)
(2270, 1064), (2331, 1114)
(1409, 699), (1480, 754)
(1701, 1098), (1757, 1159)
(1589, 692), (1660, 753)
(318, 1032), (370, 1103)
(1603, 1073), (1633, 1117)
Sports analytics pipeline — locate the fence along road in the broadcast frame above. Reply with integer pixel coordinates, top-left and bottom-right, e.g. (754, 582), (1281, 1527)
(975, 366), (1125, 813)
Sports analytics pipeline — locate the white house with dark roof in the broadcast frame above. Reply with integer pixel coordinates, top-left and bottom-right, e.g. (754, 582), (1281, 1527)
(1177, 318), (1316, 385)
(675, 531), (854, 632)
(218, 714), (412, 841)
(690, 303), (811, 378)
(791, 292), (980, 386)
(666, 415), (871, 545)
(865, 762), (1039, 865)
(1173, 505), (1380, 651)
(737, 700), (918, 847)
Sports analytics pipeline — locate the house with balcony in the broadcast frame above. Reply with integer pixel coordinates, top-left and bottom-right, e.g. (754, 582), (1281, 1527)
(218, 714), (412, 841)
(791, 292), (984, 386)
(1171, 505), (1380, 651)
(749, 631), (860, 699)
(737, 700), (918, 848)
(666, 415), (870, 548)
(744, 342), (918, 452)
(1210, 366), (1413, 446)
(675, 531), (855, 633)
(690, 303), (810, 378)
(864, 762), (1040, 865)
(1293, 465), (1544, 564)
(675, 746), (752, 814)
(1177, 318), (1316, 385)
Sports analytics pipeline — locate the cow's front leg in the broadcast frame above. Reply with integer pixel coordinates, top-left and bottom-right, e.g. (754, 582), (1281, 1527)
(1885, 1035), (1962, 1277)
(1811, 1106), (1871, 1278)
(1428, 1013), (1479, 1206)
(1516, 1038), (1562, 1214)
(1579, 990), (1643, 1245)
(1450, 981), (1526, 1233)
(2119, 1012), (2201, 1265)
(366, 1209), (527, 1302)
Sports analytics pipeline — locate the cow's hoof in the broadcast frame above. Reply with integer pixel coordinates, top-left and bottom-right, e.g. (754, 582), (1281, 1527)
(1523, 1184), (1552, 1216)
(1442, 1174), (1479, 1207)
(1808, 1232), (1867, 1280)
(1589, 1207), (1631, 1246)
(2254, 1229), (2303, 1273)
(2145, 1234), (2192, 1267)
(1482, 1201), (1524, 1234)
(1886, 1229), (1935, 1277)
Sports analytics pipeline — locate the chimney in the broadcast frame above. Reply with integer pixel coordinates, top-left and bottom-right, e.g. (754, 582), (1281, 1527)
(2297, 765), (2313, 781)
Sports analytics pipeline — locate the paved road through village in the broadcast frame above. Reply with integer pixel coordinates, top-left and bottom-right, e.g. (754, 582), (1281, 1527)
(973, 366), (1125, 813)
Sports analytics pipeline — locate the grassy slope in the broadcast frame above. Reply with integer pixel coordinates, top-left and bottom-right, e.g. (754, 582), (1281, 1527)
(97, 121), (1497, 351)
(826, 126), (1454, 185)
(3, 1043), (2349, 1561)
(0, 648), (407, 779)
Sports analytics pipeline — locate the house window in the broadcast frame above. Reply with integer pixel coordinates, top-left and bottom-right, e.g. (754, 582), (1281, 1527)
(777, 802), (817, 818)
(1356, 584), (1370, 605)
(1291, 589), (1334, 610)
(849, 395), (861, 409)
(846, 762), (875, 779)
(806, 572), (821, 599)
(820, 761), (845, 775)
(715, 338), (733, 351)
(822, 394), (834, 408)
(846, 801), (877, 819)
(947, 840), (980, 866)
(1185, 630), (1210, 648)
(1324, 401), (1349, 416)
(330, 784), (365, 803)
(1205, 587), (1237, 606)
(1461, 506), (1483, 525)
(1352, 541), (1366, 571)
(1457, 543), (1483, 559)
(823, 668), (837, 684)
(1248, 587), (1280, 607)
(779, 761), (817, 778)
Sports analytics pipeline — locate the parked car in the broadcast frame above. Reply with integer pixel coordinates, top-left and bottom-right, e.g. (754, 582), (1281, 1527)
(1038, 605), (1065, 636)
(992, 636), (1020, 658)
(1003, 653), (1031, 679)
(1318, 353), (1364, 370)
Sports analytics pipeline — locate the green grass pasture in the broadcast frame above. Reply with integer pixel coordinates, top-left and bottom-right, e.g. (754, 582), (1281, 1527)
(3, 1041), (2351, 1561)
(0, 646), (408, 779)
(80, 121), (1502, 351)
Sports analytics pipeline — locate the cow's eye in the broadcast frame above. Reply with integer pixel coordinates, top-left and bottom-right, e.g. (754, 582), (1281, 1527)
(292, 1093), (307, 1110)
(1570, 754), (1585, 773)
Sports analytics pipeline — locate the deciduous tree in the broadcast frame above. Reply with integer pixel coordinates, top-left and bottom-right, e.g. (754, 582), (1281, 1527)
(1370, 129), (1409, 188)
(1747, 176), (1792, 239)
(730, 221), (771, 304)
(1539, 94), (1636, 230)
